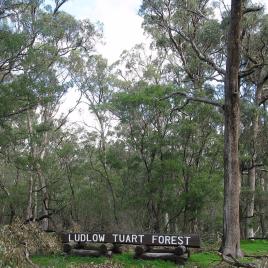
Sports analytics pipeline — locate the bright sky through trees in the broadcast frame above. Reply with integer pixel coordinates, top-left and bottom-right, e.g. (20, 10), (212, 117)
(58, 0), (267, 126)
(58, 0), (149, 126)
(62, 0), (148, 63)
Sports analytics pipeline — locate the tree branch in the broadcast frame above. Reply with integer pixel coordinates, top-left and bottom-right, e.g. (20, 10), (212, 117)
(0, 103), (38, 119)
(243, 6), (264, 15)
(258, 92), (268, 106)
(162, 91), (224, 109)
(53, 0), (68, 14)
(239, 64), (264, 78)
(169, 26), (226, 76)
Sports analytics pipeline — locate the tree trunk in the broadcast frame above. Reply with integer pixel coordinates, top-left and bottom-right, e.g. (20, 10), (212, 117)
(246, 167), (255, 238)
(26, 174), (34, 221)
(259, 175), (267, 237)
(222, 0), (243, 257)
(26, 109), (50, 230)
(36, 164), (49, 231)
(37, 129), (49, 231)
(34, 181), (38, 220)
(26, 110), (38, 223)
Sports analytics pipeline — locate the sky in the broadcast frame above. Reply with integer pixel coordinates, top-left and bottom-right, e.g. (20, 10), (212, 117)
(58, 0), (148, 127)
(61, 0), (268, 65)
(62, 0), (148, 63)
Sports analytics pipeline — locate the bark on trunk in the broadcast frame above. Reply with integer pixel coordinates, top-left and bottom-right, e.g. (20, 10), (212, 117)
(36, 164), (49, 231)
(26, 110), (37, 223)
(246, 168), (255, 238)
(222, 0), (243, 258)
(26, 174), (34, 221)
(34, 182), (38, 220)
(259, 176), (267, 237)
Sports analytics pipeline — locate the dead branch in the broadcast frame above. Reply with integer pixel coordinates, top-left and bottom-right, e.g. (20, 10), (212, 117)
(243, 6), (264, 15)
(24, 242), (39, 268)
(218, 252), (257, 268)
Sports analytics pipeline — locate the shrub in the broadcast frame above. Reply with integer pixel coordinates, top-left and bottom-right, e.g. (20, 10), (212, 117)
(0, 219), (60, 267)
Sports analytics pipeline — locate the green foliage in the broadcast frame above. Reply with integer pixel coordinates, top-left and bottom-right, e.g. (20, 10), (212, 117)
(197, 20), (222, 48)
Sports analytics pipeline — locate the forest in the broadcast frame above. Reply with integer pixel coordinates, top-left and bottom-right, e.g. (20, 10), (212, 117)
(0, 0), (268, 267)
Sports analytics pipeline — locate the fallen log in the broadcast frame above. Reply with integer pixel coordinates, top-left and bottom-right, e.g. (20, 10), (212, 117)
(85, 243), (122, 254)
(74, 243), (108, 254)
(112, 244), (123, 254)
(146, 246), (187, 256)
(103, 243), (121, 253)
(70, 249), (103, 257)
(63, 243), (72, 253)
(75, 242), (86, 249)
(99, 244), (108, 254)
(106, 250), (113, 258)
(134, 245), (150, 256)
(174, 246), (187, 256)
(63, 241), (122, 255)
(136, 252), (188, 265)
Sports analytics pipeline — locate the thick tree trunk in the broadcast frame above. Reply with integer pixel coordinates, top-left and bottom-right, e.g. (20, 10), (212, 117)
(222, 0), (243, 258)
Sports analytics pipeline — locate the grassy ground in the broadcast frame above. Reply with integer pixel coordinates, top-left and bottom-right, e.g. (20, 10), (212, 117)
(32, 240), (268, 267)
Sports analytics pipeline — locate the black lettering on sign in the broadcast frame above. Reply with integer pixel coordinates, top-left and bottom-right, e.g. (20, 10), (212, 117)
(62, 233), (200, 248)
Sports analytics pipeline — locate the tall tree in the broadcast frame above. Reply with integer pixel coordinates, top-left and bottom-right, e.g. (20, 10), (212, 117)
(140, 0), (267, 257)
(222, 0), (243, 257)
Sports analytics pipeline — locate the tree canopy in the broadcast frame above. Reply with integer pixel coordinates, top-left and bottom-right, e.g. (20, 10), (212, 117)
(0, 0), (267, 261)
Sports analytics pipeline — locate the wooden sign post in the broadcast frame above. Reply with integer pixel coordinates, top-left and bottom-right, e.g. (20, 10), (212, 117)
(62, 233), (200, 248)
